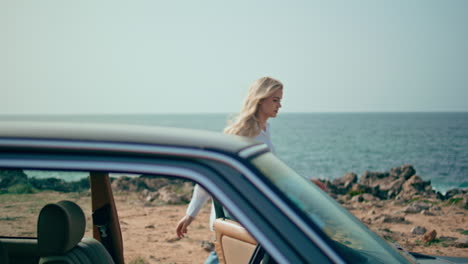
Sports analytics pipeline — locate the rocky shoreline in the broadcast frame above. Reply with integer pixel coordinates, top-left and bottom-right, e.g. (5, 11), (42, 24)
(320, 164), (467, 205)
(314, 165), (467, 251)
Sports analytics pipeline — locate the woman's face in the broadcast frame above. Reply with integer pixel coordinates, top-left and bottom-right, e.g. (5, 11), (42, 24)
(258, 88), (283, 118)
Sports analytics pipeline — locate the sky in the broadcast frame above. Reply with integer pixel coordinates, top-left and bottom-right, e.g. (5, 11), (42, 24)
(1, 0), (467, 114)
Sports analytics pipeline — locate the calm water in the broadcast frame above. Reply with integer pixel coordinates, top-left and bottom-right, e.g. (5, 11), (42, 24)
(2, 113), (467, 192)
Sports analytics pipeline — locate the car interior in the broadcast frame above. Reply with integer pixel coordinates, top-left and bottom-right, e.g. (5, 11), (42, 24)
(37, 200), (114, 263)
(0, 168), (275, 264)
(0, 170), (122, 264)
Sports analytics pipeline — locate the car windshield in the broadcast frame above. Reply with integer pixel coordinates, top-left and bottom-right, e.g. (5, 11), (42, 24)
(251, 152), (416, 264)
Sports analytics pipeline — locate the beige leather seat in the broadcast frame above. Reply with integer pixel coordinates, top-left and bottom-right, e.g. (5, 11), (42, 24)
(0, 240), (9, 264)
(38, 200), (115, 264)
(214, 219), (257, 264)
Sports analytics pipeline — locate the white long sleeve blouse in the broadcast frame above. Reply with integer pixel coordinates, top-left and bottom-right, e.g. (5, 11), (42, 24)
(185, 124), (275, 229)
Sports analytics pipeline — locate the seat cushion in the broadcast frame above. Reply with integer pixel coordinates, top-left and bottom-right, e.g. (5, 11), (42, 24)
(39, 238), (115, 264)
(78, 238), (115, 263)
(39, 246), (91, 264)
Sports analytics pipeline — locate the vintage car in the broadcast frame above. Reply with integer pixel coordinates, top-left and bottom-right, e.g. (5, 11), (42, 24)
(0, 122), (466, 264)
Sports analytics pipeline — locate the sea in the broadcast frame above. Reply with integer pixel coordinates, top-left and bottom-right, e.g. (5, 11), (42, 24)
(1, 112), (467, 193)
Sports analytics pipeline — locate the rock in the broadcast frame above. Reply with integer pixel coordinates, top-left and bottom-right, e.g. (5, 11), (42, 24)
(342, 194), (352, 201)
(403, 205), (422, 214)
(145, 191), (158, 202)
(374, 214), (408, 224)
(155, 183), (193, 204)
(325, 173), (358, 195)
(111, 176), (137, 191)
(200, 240), (214, 252)
(404, 202), (431, 214)
(421, 210), (435, 216)
(342, 173), (358, 187)
(400, 175), (432, 199)
(359, 171), (396, 199)
(422, 230), (437, 243)
(413, 202), (431, 210)
(444, 188), (465, 200)
(111, 175), (192, 194)
(165, 237), (181, 243)
(332, 173), (358, 192)
(391, 200), (407, 206)
(375, 228), (406, 244)
(389, 165), (416, 180)
(359, 171), (390, 186)
(454, 237), (468, 248)
(357, 166), (419, 200)
(349, 183), (372, 194)
(324, 165), (465, 206)
(351, 195), (364, 203)
(157, 186), (182, 204)
(362, 193), (380, 201)
(439, 236), (457, 242)
(411, 226), (427, 235)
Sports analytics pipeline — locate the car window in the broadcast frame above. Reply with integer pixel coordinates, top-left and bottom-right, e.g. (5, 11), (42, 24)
(251, 153), (417, 264)
(0, 169), (93, 238)
(0, 168), (215, 263)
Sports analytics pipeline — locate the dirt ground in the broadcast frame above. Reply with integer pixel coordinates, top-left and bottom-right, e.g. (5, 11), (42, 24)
(115, 192), (213, 264)
(115, 192), (467, 263)
(0, 191), (466, 263)
(345, 200), (468, 258)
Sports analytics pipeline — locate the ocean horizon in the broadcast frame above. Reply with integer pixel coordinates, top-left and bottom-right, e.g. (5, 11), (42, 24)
(1, 112), (467, 193)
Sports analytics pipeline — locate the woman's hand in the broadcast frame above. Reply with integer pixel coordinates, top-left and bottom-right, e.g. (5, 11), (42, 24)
(176, 215), (195, 238)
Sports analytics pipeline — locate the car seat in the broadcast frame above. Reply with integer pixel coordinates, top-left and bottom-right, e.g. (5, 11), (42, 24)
(37, 200), (115, 264)
(0, 240), (9, 264)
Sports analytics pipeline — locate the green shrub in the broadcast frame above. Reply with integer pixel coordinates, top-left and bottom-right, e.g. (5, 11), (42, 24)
(426, 239), (441, 246)
(447, 197), (463, 205)
(7, 183), (35, 194)
(347, 190), (366, 196)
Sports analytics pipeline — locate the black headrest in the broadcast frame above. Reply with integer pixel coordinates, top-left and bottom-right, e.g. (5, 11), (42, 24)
(37, 200), (86, 255)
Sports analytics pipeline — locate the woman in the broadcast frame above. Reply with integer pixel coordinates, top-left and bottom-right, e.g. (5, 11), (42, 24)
(175, 76), (283, 263)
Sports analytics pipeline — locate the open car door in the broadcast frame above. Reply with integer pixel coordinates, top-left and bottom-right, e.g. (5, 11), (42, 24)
(213, 218), (257, 264)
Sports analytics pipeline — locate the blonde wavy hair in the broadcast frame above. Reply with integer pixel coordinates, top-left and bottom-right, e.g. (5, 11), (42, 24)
(224, 76), (283, 137)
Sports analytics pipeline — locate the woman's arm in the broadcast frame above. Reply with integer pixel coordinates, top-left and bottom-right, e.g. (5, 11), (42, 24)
(186, 184), (211, 217)
(176, 184), (211, 238)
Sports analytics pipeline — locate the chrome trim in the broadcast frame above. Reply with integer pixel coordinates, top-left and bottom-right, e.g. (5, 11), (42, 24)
(238, 144), (269, 159)
(0, 138), (345, 263)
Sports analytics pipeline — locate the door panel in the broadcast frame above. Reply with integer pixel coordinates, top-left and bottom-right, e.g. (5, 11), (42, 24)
(214, 219), (257, 264)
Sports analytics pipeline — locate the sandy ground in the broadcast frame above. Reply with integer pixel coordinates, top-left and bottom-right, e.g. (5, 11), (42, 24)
(115, 192), (467, 263)
(0, 191), (466, 263)
(346, 200), (468, 258)
(115, 192), (213, 264)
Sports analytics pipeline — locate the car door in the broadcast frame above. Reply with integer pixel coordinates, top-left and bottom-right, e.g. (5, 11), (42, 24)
(0, 137), (336, 263)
